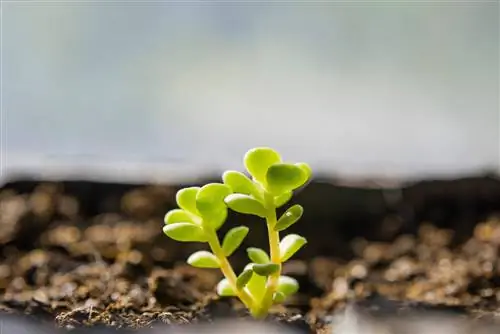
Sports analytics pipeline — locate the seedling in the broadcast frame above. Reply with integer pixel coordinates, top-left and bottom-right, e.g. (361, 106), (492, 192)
(163, 147), (311, 319)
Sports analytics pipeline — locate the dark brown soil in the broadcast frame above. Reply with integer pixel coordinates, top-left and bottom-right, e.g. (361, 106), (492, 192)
(1, 177), (500, 333)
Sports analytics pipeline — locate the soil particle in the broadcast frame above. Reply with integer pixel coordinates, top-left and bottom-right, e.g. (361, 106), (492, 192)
(1, 179), (500, 333)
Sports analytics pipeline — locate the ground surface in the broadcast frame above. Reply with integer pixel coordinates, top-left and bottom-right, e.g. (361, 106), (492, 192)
(1, 179), (500, 333)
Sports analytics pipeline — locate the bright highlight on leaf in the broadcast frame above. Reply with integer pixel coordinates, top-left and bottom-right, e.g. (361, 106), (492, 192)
(176, 187), (200, 214)
(162, 223), (207, 242)
(244, 147), (281, 184)
(187, 251), (220, 268)
(164, 209), (195, 225)
(162, 147), (311, 319)
(247, 247), (270, 264)
(275, 204), (304, 231)
(277, 275), (299, 296)
(295, 162), (312, 181)
(217, 279), (236, 296)
(222, 226), (249, 256)
(280, 234), (307, 262)
(224, 194), (267, 218)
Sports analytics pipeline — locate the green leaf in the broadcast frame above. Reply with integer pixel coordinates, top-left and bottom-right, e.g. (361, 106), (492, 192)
(243, 264), (266, 302)
(216, 279), (236, 297)
(274, 191), (293, 208)
(222, 226), (249, 256)
(252, 263), (280, 276)
(277, 276), (299, 296)
(266, 163), (309, 194)
(208, 207), (228, 231)
(222, 171), (260, 197)
(164, 209), (195, 225)
(279, 234), (307, 262)
(236, 269), (253, 289)
(295, 162), (312, 181)
(247, 247), (270, 264)
(195, 183), (232, 219)
(187, 251), (220, 268)
(274, 204), (304, 231)
(176, 187), (200, 215)
(224, 194), (267, 218)
(272, 291), (286, 304)
(163, 223), (207, 242)
(244, 147), (282, 184)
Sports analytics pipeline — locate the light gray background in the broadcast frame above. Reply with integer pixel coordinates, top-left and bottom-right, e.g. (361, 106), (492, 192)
(2, 1), (499, 183)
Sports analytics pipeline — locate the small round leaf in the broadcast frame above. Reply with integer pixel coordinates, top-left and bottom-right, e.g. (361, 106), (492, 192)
(274, 191), (293, 208)
(277, 275), (299, 296)
(236, 269), (253, 289)
(222, 226), (249, 256)
(223, 171), (260, 197)
(252, 263), (280, 276)
(273, 291), (286, 304)
(266, 164), (309, 194)
(163, 223), (207, 242)
(187, 251), (220, 268)
(195, 183), (232, 219)
(247, 247), (270, 264)
(176, 187), (200, 214)
(164, 209), (195, 225)
(216, 279), (236, 297)
(274, 204), (304, 231)
(279, 234), (307, 262)
(244, 147), (282, 184)
(224, 194), (267, 218)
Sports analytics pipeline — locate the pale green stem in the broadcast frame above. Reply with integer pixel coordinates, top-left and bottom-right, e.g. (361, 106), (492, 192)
(205, 229), (255, 310)
(252, 193), (281, 319)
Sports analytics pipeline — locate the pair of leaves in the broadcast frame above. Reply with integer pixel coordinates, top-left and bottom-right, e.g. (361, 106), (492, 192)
(186, 225), (249, 269)
(217, 263), (273, 302)
(217, 272), (299, 304)
(163, 184), (233, 242)
(243, 147), (312, 195)
(246, 235), (307, 265)
(163, 206), (206, 242)
(175, 184), (231, 228)
(223, 190), (293, 218)
(187, 245), (294, 270)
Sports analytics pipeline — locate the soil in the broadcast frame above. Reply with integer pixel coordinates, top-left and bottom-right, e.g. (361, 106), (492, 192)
(1, 176), (500, 333)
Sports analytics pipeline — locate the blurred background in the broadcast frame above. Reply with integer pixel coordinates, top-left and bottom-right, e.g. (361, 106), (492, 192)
(2, 0), (498, 184)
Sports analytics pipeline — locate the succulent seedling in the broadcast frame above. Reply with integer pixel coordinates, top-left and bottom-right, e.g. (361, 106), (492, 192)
(163, 147), (311, 318)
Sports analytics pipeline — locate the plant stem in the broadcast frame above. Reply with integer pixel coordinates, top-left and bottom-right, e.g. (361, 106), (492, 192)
(206, 229), (255, 310)
(252, 193), (281, 319)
